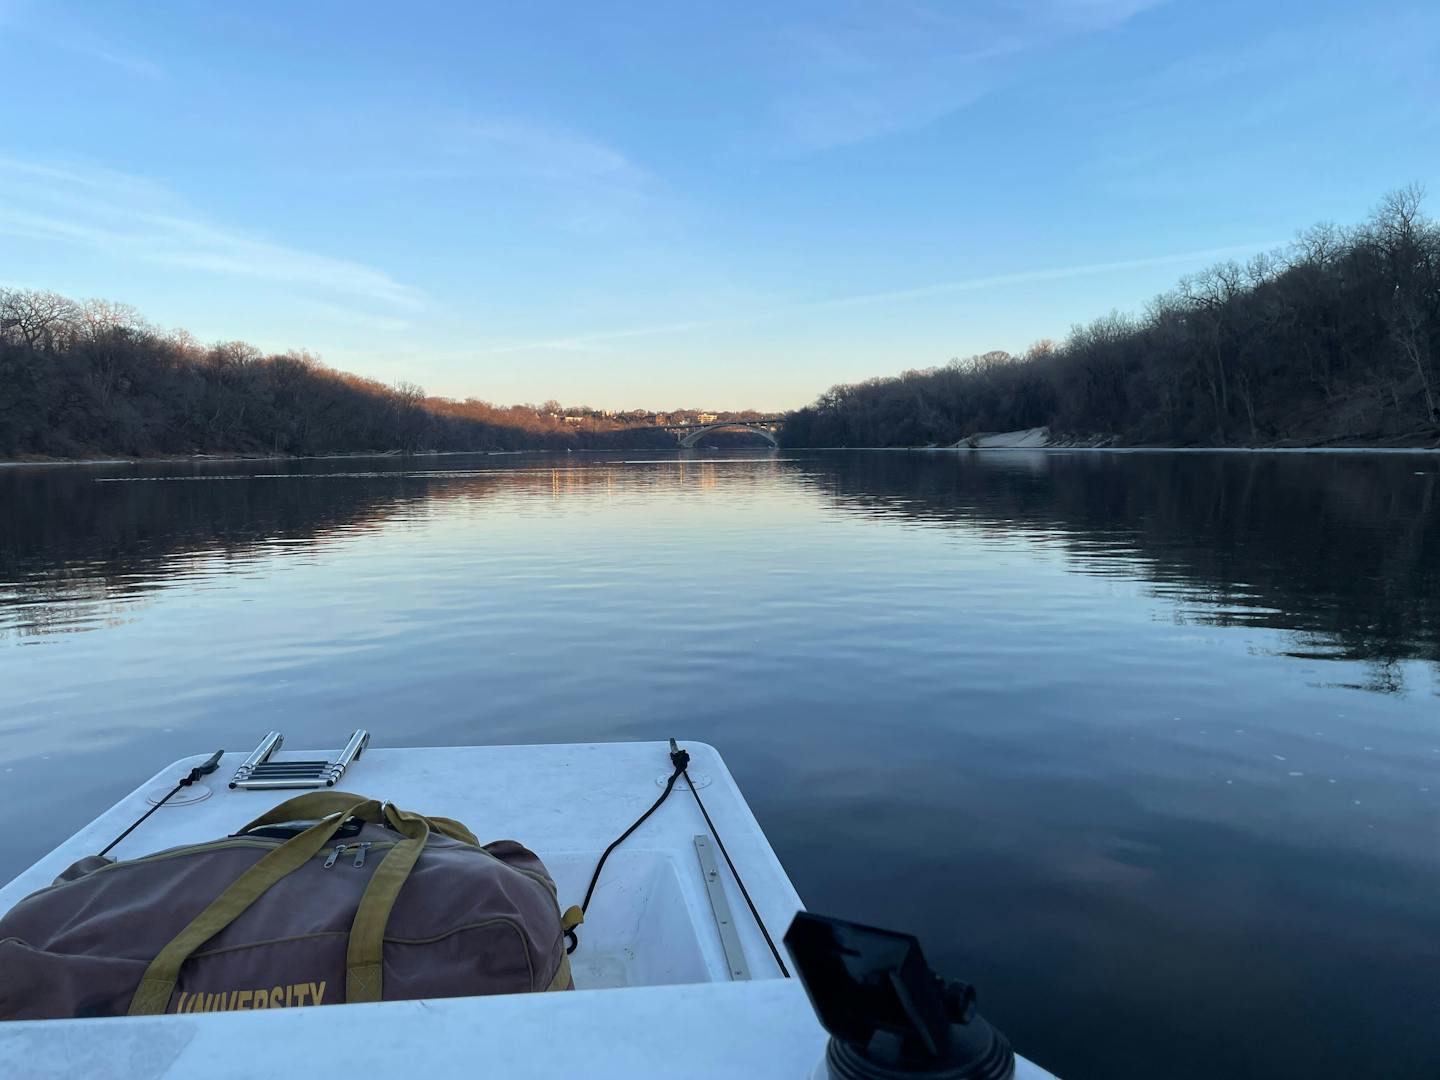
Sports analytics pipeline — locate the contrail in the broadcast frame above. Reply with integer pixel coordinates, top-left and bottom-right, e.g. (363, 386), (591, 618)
(479, 239), (1281, 355)
(809, 241), (1283, 310)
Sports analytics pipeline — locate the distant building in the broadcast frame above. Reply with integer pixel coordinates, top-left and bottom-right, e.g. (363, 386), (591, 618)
(563, 415), (585, 424)
(696, 412), (718, 424)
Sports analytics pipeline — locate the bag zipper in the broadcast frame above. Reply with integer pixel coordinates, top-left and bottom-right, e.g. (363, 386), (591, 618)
(323, 841), (380, 869)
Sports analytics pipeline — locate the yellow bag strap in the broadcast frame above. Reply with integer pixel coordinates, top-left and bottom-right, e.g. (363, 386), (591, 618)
(128, 796), (381, 1015)
(344, 804), (429, 1003)
(131, 795), (451, 1013)
(238, 792), (477, 1001)
(546, 949), (574, 992)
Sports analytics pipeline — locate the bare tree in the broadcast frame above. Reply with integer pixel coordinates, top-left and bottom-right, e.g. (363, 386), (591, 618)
(79, 298), (144, 340)
(0, 289), (80, 350)
(1370, 185), (1437, 424)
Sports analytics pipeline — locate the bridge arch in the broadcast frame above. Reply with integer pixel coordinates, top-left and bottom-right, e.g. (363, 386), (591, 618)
(678, 422), (780, 448)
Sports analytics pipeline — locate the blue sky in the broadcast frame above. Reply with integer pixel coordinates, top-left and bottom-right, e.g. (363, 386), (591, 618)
(2, 1), (1437, 410)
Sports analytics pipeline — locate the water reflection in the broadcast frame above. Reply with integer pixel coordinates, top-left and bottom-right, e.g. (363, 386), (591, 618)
(0, 458), (761, 640)
(5, 451), (1436, 690)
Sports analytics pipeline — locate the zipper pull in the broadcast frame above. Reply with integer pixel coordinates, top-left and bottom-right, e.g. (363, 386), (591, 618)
(323, 844), (346, 869)
(353, 842), (372, 868)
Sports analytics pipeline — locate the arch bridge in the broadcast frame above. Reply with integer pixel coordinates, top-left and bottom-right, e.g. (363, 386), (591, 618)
(670, 421), (781, 448)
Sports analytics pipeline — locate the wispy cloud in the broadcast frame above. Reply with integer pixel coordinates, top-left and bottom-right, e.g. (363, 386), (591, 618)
(0, 158), (423, 309)
(439, 121), (649, 187)
(352, 118), (655, 237)
(763, 0), (1164, 151)
(59, 36), (165, 81)
(298, 301), (412, 334)
(0, 157), (165, 196)
(12, 8), (167, 81)
(479, 238), (1274, 355)
(1078, 7), (1440, 199)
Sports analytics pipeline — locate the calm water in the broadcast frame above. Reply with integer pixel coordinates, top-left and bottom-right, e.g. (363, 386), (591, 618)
(2, 450), (1437, 1078)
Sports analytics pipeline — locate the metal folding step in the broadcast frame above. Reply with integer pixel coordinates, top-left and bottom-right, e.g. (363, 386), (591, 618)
(228, 729), (369, 790)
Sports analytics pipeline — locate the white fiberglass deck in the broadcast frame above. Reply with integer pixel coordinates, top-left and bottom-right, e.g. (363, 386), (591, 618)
(0, 740), (1057, 1079)
(0, 740), (795, 989)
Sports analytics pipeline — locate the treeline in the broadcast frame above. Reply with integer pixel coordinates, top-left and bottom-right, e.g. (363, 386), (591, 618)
(0, 294), (678, 458)
(783, 188), (1440, 448)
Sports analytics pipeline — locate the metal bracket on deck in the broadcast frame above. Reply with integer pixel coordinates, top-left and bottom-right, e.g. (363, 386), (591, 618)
(694, 834), (750, 981)
(228, 730), (369, 790)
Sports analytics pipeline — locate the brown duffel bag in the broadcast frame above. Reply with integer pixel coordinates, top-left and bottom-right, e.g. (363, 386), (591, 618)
(0, 792), (581, 1020)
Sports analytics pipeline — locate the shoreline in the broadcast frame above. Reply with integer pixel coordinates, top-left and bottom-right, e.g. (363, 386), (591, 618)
(820, 445), (1440, 455)
(0, 449), (563, 468)
(932, 444), (1440, 454)
(6, 445), (1440, 468)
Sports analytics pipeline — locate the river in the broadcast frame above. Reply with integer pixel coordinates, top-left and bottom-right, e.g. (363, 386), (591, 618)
(1, 449), (1436, 1078)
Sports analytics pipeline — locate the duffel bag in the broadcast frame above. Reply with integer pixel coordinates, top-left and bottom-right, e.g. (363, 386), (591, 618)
(0, 791), (580, 1020)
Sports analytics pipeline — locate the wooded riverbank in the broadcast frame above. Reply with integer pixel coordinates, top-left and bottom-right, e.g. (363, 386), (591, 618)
(782, 189), (1440, 451)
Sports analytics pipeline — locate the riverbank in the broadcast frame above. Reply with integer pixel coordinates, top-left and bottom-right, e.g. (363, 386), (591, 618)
(947, 426), (1439, 452)
(7, 439), (1440, 467)
(0, 448), (568, 468)
(0, 450), (406, 468)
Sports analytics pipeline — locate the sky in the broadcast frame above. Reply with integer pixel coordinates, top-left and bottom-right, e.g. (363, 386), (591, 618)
(1, 1), (1437, 411)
